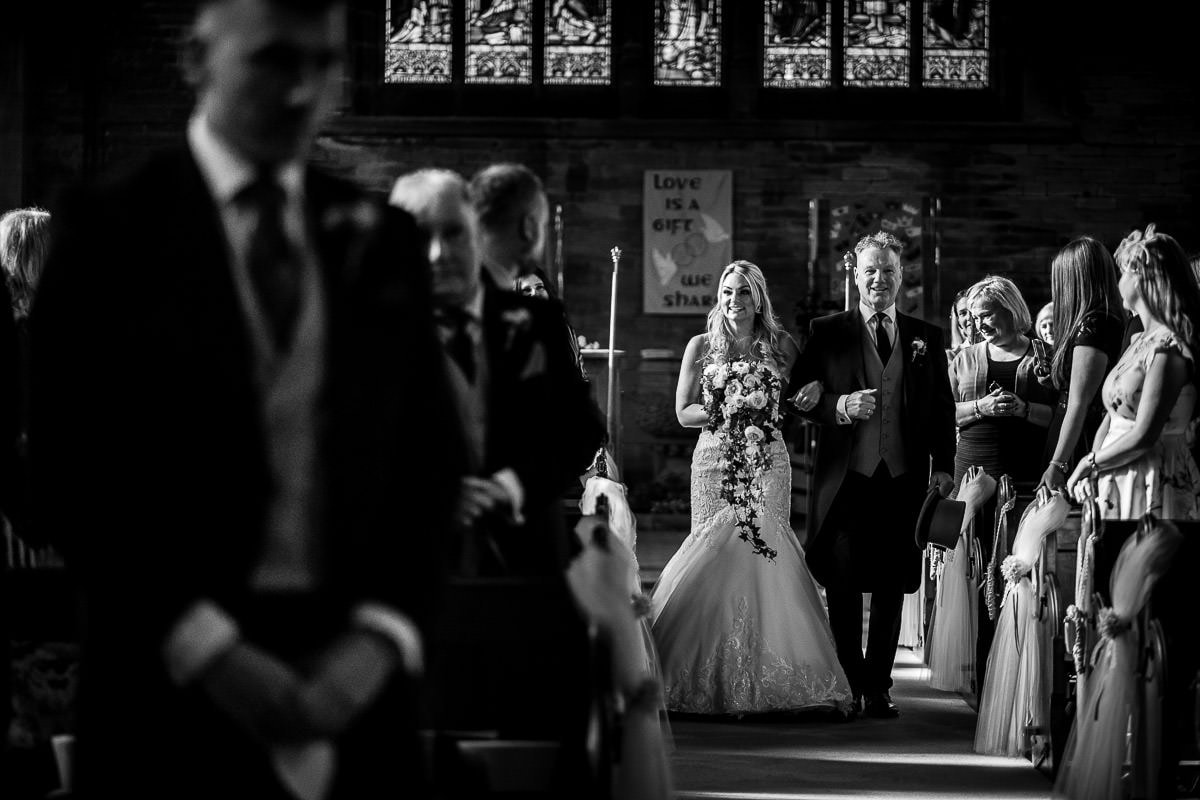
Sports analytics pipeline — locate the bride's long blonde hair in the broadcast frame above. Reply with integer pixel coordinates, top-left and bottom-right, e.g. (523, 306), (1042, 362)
(702, 260), (789, 365)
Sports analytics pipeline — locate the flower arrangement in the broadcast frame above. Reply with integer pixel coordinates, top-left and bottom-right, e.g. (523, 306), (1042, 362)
(700, 360), (785, 560)
(911, 336), (927, 364)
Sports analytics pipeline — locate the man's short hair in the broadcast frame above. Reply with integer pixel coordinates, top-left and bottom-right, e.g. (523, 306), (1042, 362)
(389, 168), (471, 213)
(194, 0), (343, 13)
(853, 231), (904, 256)
(468, 163), (544, 229)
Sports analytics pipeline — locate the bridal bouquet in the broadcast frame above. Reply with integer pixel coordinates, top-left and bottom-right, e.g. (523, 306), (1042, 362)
(701, 360), (785, 560)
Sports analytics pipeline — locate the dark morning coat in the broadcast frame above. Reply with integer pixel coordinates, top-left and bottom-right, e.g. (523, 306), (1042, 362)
(797, 308), (956, 593)
(29, 145), (460, 798)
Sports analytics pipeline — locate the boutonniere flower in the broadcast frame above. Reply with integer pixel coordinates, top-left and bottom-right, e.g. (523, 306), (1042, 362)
(911, 337), (928, 364)
(321, 200), (380, 233)
(500, 307), (534, 352)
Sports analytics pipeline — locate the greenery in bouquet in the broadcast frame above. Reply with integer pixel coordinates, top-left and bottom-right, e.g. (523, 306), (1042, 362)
(701, 360), (784, 560)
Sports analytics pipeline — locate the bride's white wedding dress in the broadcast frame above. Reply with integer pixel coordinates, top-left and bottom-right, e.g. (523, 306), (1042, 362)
(649, 369), (852, 715)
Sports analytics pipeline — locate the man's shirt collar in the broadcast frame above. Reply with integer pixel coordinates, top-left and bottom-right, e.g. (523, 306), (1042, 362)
(187, 113), (304, 207)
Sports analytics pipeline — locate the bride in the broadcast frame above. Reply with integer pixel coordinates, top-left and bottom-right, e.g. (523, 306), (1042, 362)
(649, 260), (853, 716)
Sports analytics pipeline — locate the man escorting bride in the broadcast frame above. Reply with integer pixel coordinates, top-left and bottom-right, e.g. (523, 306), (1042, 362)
(797, 232), (955, 718)
(650, 260), (853, 717)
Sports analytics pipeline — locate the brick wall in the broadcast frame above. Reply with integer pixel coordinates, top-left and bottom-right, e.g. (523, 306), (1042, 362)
(10, 2), (1198, 483)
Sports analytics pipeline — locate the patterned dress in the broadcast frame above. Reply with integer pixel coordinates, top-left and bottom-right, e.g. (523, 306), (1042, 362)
(649, 359), (852, 715)
(1095, 327), (1200, 519)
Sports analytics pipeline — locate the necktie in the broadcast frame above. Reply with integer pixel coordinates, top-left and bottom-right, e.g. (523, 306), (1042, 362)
(873, 312), (892, 364)
(239, 174), (301, 351)
(439, 309), (477, 383)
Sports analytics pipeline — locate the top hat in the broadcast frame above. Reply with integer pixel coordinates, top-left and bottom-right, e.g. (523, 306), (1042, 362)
(914, 487), (967, 550)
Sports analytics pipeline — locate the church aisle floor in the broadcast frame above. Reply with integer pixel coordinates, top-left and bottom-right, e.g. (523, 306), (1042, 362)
(665, 647), (1052, 800)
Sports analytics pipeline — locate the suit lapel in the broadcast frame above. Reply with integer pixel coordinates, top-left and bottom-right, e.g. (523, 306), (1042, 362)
(843, 310), (867, 389)
(896, 312), (916, 409)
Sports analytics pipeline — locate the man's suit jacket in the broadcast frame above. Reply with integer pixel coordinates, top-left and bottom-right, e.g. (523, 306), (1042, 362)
(30, 146), (460, 797)
(473, 275), (606, 574)
(797, 309), (955, 590)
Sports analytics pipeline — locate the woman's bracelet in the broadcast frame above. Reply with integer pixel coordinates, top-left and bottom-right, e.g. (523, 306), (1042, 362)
(1020, 400), (1030, 419)
(1049, 460), (1069, 475)
(973, 399), (982, 420)
(1085, 452), (1098, 472)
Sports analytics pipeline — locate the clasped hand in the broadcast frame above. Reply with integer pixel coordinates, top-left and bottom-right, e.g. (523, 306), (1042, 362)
(845, 388), (878, 420)
(790, 379), (823, 412)
(453, 475), (515, 530)
(977, 387), (1026, 418)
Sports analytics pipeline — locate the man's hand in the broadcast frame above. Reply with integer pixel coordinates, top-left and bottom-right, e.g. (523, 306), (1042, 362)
(844, 388), (878, 421)
(928, 470), (953, 497)
(199, 643), (314, 745)
(297, 632), (398, 738)
(790, 380), (823, 412)
(452, 476), (514, 529)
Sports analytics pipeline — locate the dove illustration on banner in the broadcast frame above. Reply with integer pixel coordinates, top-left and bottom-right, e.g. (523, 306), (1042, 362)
(652, 247), (678, 286)
(699, 212), (731, 244)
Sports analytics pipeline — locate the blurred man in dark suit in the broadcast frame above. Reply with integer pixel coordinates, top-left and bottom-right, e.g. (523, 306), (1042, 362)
(30, 1), (457, 797)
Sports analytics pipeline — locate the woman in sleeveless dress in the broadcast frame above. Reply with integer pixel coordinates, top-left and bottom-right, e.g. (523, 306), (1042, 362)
(1067, 224), (1200, 520)
(649, 261), (853, 716)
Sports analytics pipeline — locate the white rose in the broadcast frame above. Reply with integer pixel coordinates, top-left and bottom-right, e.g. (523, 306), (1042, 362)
(743, 374), (759, 388)
(726, 379), (743, 397)
(744, 425), (765, 443)
(746, 390), (767, 409)
(703, 363), (719, 377)
(712, 371), (727, 389)
(732, 361), (750, 375)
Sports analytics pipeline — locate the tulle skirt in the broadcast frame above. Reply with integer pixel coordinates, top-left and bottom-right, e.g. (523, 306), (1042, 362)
(1052, 638), (1136, 800)
(927, 536), (977, 693)
(974, 578), (1052, 757)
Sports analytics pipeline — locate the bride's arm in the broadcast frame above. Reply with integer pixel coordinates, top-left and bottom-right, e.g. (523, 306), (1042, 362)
(676, 334), (708, 428)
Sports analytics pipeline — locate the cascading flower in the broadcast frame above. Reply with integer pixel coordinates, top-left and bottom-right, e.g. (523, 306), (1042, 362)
(701, 360), (783, 560)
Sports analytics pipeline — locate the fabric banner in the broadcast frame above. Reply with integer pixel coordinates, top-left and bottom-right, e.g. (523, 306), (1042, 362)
(642, 170), (733, 315)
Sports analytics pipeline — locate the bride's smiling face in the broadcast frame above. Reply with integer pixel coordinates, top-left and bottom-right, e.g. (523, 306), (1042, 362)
(720, 272), (756, 325)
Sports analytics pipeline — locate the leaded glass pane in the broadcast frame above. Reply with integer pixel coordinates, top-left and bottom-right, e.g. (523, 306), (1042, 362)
(764, 1), (831, 88)
(544, 1), (611, 85)
(384, 0), (453, 84)
(466, 0), (533, 84)
(654, 0), (722, 87)
(922, 0), (988, 89)
(843, 0), (910, 88)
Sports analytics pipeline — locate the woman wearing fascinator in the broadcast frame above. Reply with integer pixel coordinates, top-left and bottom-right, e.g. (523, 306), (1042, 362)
(649, 260), (853, 717)
(1065, 224), (1200, 520)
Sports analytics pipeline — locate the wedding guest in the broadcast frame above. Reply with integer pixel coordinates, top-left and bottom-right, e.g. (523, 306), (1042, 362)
(516, 266), (588, 378)
(0, 211), (31, 785)
(797, 232), (955, 718)
(949, 276), (1056, 486)
(1066, 224), (1200, 519)
(516, 266), (551, 299)
(389, 168), (602, 575)
(390, 168), (602, 796)
(470, 162), (603, 463)
(0, 208), (47, 533)
(29, 1), (457, 797)
(1039, 236), (1124, 492)
(948, 287), (976, 358)
(1035, 301), (1054, 346)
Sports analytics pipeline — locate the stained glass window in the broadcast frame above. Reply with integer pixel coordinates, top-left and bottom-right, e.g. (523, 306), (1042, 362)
(384, 0), (454, 84)
(465, 0), (533, 84)
(763, 0), (831, 88)
(843, 0), (910, 88)
(922, 0), (988, 89)
(654, 0), (722, 87)
(544, 0), (611, 85)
